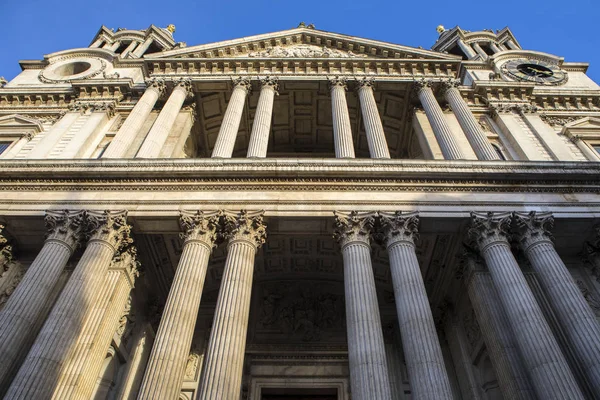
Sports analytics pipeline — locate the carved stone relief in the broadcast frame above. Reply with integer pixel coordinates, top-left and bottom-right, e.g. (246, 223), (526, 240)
(248, 45), (367, 58)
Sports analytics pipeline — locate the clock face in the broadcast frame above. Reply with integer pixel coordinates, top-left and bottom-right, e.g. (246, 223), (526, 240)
(501, 58), (567, 85)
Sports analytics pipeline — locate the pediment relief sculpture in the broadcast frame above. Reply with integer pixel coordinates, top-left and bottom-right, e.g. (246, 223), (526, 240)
(246, 44), (368, 59)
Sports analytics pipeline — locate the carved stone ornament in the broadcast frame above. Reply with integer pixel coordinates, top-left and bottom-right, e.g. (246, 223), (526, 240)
(0, 266), (24, 311)
(468, 212), (512, 252)
(112, 245), (141, 287)
(463, 308), (482, 350)
(44, 209), (86, 252)
(440, 78), (461, 93)
(248, 44), (366, 59)
(173, 77), (193, 96)
(540, 114), (579, 127)
(102, 71), (120, 79)
(231, 76), (252, 94)
(259, 76), (279, 94)
(576, 280), (600, 317)
(327, 76), (348, 91)
(86, 210), (133, 251)
(184, 350), (201, 380)
(379, 211), (419, 247)
(222, 210), (267, 248)
(179, 210), (220, 248)
(116, 296), (135, 342)
(413, 78), (434, 93)
(513, 211), (554, 252)
(333, 210), (376, 248)
(355, 76), (376, 90)
(145, 77), (167, 96)
(68, 101), (116, 117)
(0, 224), (12, 266)
(38, 57), (107, 83)
(455, 244), (484, 282)
(489, 103), (537, 118)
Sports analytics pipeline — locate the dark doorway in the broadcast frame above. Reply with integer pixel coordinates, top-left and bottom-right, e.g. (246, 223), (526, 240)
(261, 387), (337, 400)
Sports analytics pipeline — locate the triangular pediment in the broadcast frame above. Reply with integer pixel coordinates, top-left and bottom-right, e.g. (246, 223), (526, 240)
(0, 114), (44, 132)
(153, 27), (460, 61)
(561, 117), (600, 137)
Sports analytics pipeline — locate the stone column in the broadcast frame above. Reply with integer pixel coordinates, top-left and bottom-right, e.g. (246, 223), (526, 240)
(489, 42), (502, 53)
(379, 211), (453, 400)
(103, 78), (166, 158)
(107, 41), (121, 52)
(132, 37), (154, 58)
(121, 41), (139, 58)
(333, 211), (391, 400)
(199, 210), (266, 400)
(139, 210), (220, 400)
(468, 212), (585, 400)
(90, 38), (104, 48)
(514, 211), (600, 397)
(442, 80), (500, 160)
(329, 77), (355, 158)
(505, 40), (519, 50)
(247, 77), (278, 158)
(211, 78), (252, 158)
(6, 210), (132, 400)
(356, 78), (390, 159)
(462, 251), (535, 400)
(457, 39), (477, 59)
(0, 210), (85, 394)
(472, 43), (488, 59)
(52, 246), (139, 400)
(415, 80), (465, 160)
(136, 78), (192, 158)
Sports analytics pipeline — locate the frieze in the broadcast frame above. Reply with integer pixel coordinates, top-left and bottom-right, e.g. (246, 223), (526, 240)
(247, 44), (367, 58)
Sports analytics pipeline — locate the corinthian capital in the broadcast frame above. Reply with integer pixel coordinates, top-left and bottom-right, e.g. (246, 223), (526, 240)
(468, 212), (512, 252)
(440, 78), (461, 93)
(86, 210), (133, 251)
(232, 77), (252, 94)
(333, 211), (376, 248)
(145, 77), (167, 96)
(173, 77), (193, 96)
(0, 224), (12, 266)
(111, 245), (141, 288)
(379, 211), (419, 247)
(328, 76), (348, 91)
(513, 211), (554, 252)
(179, 210), (220, 248)
(413, 78), (434, 93)
(222, 210), (267, 248)
(45, 210), (86, 252)
(260, 76), (279, 93)
(355, 77), (375, 90)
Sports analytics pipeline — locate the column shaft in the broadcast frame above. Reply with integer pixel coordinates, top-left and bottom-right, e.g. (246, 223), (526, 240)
(6, 211), (131, 400)
(383, 221), (453, 400)
(132, 38), (153, 58)
(516, 212), (600, 397)
(356, 81), (390, 159)
(136, 79), (191, 158)
(470, 216), (585, 400)
(490, 42), (502, 53)
(444, 85), (500, 160)
(0, 211), (82, 394)
(103, 80), (164, 158)
(467, 270), (535, 399)
(121, 41), (138, 58)
(330, 79), (355, 158)
(247, 79), (277, 158)
(457, 39), (477, 59)
(472, 43), (487, 59)
(212, 80), (250, 158)
(139, 211), (217, 400)
(417, 83), (465, 159)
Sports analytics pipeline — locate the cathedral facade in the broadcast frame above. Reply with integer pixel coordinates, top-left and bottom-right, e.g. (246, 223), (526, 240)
(0, 22), (600, 400)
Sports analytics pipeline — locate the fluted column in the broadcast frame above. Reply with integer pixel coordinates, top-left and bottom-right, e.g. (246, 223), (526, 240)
(468, 212), (584, 400)
(356, 78), (390, 159)
(136, 78), (192, 158)
(333, 211), (391, 400)
(379, 211), (453, 400)
(247, 77), (278, 158)
(462, 251), (535, 400)
(6, 210), (132, 399)
(514, 211), (600, 397)
(0, 210), (85, 394)
(199, 210), (266, 400)
(415, 80), (465, 160)
(103, 78), (166, 158)
(329, 77), (355, 158)
(139, 211), (220, 400)
(442, 80), (500, 160)
(132, 37), (154, 58)
(53, 246), (139, 400)
(457, 39), (477, 59)
(212, 78), (251, 158)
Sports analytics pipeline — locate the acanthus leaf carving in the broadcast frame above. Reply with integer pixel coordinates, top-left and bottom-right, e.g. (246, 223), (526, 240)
(513, 211), (555, 252)
(468, 211), (512, 252)
(333, 210), (376, 248)
(378, 211), (420, 247)
(45, 209), (86, 252)
(86, 210), (132, 252)
(179, 210), (220, 248)
(222, 210), (266, 248)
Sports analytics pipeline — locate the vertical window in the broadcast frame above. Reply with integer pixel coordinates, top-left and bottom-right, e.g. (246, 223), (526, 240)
(491, 144), (506, 160)
(0, 141), (11, 155)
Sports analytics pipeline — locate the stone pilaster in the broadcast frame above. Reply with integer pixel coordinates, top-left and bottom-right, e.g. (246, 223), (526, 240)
(462, 250), (535, 400)
(515, 211), (600, 397)
(333, 211), (391, 400)
(136, 78), (192, 158)
(6, 210), (132, 400)
(139, 210), (220, 400)
(442, 80), (500, 160)
(103, 78), (166, 158)
(247, 77), (278, 158)
(469, 212), (584, 400)
(53, 246), (140, 400)
(0, 210), (85, 395)
(199, 210), (266, 400)
(212, 77), (252, 158)
(379, 211), (453, 400)
(329, 77), (355, 158)
(415, 80), (465, 160)
(356, 78), (390, 159)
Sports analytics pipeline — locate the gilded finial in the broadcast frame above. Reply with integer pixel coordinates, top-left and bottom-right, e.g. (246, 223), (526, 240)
(166, 24), (176, 34)
(298, 22), (306, 28)
(437, 25), (446, 34)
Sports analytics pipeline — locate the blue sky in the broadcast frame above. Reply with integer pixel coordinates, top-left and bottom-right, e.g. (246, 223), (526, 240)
(1, 0), (598, 82)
